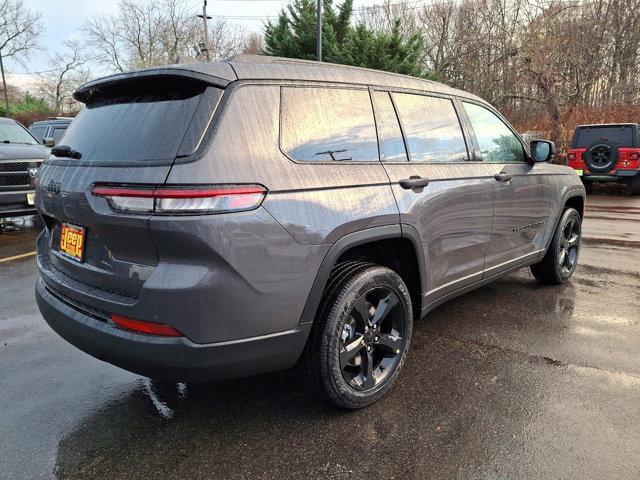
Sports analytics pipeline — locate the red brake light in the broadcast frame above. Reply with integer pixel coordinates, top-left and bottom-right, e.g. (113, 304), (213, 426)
(111, 314), (183, 337)
(91, 184), (267, 214)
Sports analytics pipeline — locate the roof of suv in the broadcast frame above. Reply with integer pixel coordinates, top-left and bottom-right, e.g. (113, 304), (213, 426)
(31, 118), (73, 126)
(75, 54), (486, 104)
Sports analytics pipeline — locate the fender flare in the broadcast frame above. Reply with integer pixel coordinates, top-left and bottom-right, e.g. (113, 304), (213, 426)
(298, 224), (427, 325)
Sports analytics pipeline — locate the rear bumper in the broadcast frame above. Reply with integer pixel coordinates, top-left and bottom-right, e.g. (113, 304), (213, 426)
(36, 278), (311, 382)
(581, 169), (640, 181)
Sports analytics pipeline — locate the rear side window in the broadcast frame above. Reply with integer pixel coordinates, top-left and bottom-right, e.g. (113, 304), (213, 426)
(60, 77), (215, 163)
(574, 126), (635, 147)
(392, 93), (468, 163)
(463, 102), (524, 163)
(280, 87), (378, 162)
(371, 91), (408, 162)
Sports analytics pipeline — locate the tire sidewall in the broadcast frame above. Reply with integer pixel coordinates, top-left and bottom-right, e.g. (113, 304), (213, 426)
(323, 268), (413, 408)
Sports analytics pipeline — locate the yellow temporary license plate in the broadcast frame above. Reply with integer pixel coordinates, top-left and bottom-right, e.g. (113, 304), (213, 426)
(26, 193), (35, 205)
(59, 223), (85, 262)
(575, 169), (584, 176)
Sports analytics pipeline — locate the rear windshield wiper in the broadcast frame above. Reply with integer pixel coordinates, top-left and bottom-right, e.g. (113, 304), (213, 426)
(51, 144), (82, 159)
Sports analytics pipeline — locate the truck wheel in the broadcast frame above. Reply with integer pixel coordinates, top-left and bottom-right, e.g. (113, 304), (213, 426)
(531, 208), (582, 285)
(629, 176), (640, 196)
(306, 263), (413, 409)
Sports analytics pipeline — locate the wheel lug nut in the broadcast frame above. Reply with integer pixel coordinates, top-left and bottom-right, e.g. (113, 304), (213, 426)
(367, 346), (371, 352)
(365, 326), (369, 332)
(374, 336), (379, 342)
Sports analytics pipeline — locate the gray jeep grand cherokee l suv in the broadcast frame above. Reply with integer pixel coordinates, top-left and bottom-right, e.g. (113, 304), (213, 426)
(35, 55), (585, 408)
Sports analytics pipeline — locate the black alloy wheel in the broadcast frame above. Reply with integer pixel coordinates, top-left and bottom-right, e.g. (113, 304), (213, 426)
(558, 214), (581, 277)
(306, 262), (413, 409)
(531, 208), (582, 284)
(339, 287), (405, 391)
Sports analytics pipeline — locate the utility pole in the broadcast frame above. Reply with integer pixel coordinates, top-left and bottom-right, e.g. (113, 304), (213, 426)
(316, 0), (322, 62)
(198, 0), (212, 61)
(0, 49), (9, 117)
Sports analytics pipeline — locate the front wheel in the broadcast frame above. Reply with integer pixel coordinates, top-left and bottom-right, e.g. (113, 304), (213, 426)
(306, 263), (413, 409)
(531, 208), (582, 284)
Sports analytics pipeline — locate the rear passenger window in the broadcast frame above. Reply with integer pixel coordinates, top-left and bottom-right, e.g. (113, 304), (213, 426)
(280, 87), (379, 162)
(371, 91), (408, 162)
(392, 93), (468, 163)
(462, 102), (524, 163)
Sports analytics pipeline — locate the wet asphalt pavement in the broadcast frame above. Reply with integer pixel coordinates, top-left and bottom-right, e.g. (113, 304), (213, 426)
(1, 186), (639, 480)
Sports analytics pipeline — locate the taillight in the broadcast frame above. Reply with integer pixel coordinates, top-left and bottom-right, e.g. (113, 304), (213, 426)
(91, 184), (267, 214)
(631, 151), (640, 161)
(111, 314), (183, 337)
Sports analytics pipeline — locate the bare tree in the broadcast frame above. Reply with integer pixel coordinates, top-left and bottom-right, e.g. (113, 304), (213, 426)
(207, 18), (247, 60)
(0, 0), (43, 115)
(85, 0), (248, 72)
(242, 32), (264, 55)
(35, 39), (90, 114)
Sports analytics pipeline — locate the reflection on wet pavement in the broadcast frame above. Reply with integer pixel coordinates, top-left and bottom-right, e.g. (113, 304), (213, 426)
(1, 192), (639, 479)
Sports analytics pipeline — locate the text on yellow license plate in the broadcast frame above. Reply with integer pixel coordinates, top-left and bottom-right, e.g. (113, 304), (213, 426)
(60, 223), (85, 262)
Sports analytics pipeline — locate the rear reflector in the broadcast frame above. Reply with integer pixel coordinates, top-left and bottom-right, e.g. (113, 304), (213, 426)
(111, 314), (183, 337)
(92, 184), (267, 214)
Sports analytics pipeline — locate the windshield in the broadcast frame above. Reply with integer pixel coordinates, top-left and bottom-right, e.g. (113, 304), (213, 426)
(574, 125), (635, 147)
(0, 122), (38, 145)
(60, 76), (211, 163)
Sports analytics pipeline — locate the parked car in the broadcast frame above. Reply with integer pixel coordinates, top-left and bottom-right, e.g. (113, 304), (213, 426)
(29, 117), (73, 147)
(0, 117), (49, 220)
(34, 55), (585, 409)
(567, 123), (640, 194)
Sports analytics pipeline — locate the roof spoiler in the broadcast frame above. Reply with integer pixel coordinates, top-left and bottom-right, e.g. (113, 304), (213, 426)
(74, 66), (236, 103)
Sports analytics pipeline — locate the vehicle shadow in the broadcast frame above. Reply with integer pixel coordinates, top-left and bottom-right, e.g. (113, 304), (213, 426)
(54, 273), (577, 480)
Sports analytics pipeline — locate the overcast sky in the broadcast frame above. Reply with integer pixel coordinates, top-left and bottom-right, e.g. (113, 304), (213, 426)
(9, 0), (390, 89)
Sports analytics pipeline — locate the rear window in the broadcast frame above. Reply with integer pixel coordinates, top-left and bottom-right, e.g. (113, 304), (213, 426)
(574, 126), (635, 148)
(280, 87), (379, 162)
(61, 77), (212, 163)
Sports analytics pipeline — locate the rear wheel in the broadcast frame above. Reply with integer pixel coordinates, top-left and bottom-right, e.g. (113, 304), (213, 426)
(531, 208), (582, 285)
(306, 263), (413, 409)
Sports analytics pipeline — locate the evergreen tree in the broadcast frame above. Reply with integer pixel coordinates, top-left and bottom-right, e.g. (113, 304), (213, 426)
(264, 0), (431, 78)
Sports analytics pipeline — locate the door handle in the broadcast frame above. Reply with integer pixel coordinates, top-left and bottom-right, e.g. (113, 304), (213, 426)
(399, 176), (430, 190)
(494, 172), (513, 182)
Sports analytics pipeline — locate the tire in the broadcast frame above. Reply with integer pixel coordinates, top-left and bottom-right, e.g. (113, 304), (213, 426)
(306, 263), (413, 409)
(531, 208), (582, 285)
(629, 175), (640, 196)
(583, 143), (618, 173)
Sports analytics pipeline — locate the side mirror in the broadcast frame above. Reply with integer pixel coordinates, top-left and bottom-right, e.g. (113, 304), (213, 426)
(43, 137), (55, 147)
(531, 140), (555, 163)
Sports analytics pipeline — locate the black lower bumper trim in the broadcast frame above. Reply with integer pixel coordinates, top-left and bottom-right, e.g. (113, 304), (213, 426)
(36, 278), (311, 382)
